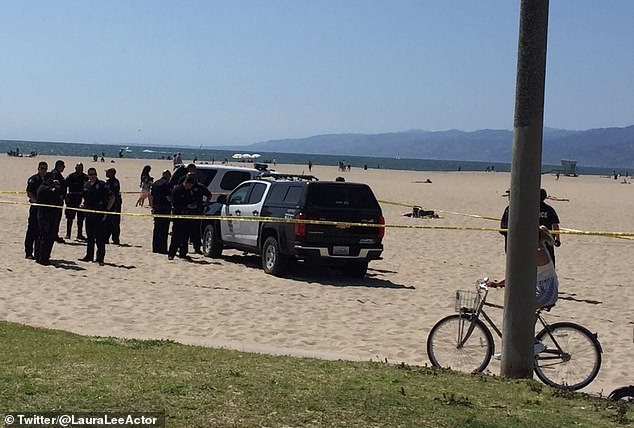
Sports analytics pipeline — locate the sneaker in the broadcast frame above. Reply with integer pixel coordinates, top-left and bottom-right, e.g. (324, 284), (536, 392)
(55, 237), (65, 243)
(78, 256), (93, 262)
(76, 235), (87, 241)
(168, 255), (174, 260)
(25, 254), (35, 260)
(493, 353), (502, 361)
(64, 234), (71, 240)
(534, 341), (546, 355)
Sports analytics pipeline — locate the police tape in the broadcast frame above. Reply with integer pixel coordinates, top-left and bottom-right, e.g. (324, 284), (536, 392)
(2, 197), (634, 239)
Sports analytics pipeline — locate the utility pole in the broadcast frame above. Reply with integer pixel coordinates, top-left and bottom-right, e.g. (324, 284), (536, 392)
(502, 0), (550, 378)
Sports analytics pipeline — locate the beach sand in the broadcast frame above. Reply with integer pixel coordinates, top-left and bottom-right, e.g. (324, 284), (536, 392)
(1, 154), (632, 395)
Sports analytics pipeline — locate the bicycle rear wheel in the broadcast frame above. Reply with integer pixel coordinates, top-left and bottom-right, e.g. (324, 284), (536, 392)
(427, 314), (494, 373)
(534, 322), (602, 390)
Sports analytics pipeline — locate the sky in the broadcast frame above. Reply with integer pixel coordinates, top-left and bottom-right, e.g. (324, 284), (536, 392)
(1, 0), (633, 147)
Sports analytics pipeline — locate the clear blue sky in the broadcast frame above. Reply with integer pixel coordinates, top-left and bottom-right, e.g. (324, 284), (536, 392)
(1, 0), (632, 147)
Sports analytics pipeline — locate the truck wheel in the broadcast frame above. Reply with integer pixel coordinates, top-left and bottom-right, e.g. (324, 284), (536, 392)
(202, 224), (223, 258)
(262, 236), (288, 276)
(346, 261), (368, 278)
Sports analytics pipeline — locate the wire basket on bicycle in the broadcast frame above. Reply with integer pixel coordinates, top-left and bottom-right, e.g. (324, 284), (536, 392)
(454, 289), (481, 314)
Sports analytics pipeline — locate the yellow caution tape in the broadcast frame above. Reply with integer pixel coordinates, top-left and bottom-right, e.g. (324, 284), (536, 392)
(2, 197), (634, 239)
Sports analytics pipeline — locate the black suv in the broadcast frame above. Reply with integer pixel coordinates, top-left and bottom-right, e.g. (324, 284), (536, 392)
(201, 174), (385, 277)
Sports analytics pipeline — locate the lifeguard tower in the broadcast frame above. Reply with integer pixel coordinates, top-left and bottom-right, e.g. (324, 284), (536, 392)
(561, 159), (577, 177)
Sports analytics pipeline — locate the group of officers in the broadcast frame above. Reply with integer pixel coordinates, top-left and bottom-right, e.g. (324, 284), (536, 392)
(149, 163), (212, 260)
(25, 160), (213, 266)
(25, 160), (122, 266)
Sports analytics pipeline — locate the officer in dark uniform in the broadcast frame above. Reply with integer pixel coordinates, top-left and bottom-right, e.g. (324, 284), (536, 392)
(36, 173), (63, 265)
(104, 168), (122, 245)
(24, 161), (48, 259)
(149, 169), (172, 254)
(79, 167), (114, 266)
(539, 188), (561, 267)
(50, 160), (67, 243)
(64, 162), (88, 240)
(168, 176), (196, 260)
(187, 173), (212, 254)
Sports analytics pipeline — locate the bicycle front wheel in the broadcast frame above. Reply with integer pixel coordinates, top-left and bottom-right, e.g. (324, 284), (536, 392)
(534, 322), (602, 390)
(427, 314), (494, 373)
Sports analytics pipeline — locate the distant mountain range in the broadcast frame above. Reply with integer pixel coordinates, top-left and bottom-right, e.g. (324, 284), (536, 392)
(232, 125), (634, 168)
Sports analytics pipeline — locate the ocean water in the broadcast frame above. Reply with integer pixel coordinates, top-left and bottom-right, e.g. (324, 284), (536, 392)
(1, 139), (617, 176)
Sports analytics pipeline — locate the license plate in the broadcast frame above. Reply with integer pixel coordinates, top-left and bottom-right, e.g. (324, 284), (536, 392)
(332, 246), (350, 256)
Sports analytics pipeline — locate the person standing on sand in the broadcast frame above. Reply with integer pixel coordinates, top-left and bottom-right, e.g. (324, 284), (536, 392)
(499, 188), (561, 266)
(64, 163), (88, 240)
(50, 159), (66, 243)
(149, 169), (172, 254)
(539, 188), (561, 267)
(136, 165), (153, 207)
(168, 176), (196, 261)
(79, 168), (114, 266)
(35, 173), (62, 265)
(105, 168), (122, 245)
(24, 161), (48, 259)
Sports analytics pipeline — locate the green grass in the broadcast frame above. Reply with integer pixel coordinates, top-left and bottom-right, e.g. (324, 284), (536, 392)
(0, 321), (630, 427)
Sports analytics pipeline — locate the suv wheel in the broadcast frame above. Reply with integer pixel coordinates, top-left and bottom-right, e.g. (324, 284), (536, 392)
(345, 261), (368, 278)
(262, 236), (288, 276)
(203, 224), (223, 258)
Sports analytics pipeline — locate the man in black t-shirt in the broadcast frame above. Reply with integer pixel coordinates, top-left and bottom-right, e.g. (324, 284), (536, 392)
(50, 160), (67, 243)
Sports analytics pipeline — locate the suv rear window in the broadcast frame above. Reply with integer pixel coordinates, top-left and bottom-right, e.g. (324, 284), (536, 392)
(306, 184), (379, 209)
(196, 170), (218, 187)
(220, 171), (254, 191)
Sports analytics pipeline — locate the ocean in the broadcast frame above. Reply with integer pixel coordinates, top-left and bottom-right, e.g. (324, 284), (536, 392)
(1, 139), (619, 176)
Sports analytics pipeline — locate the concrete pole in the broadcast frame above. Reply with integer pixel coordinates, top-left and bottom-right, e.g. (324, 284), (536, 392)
(501, 0), (549, 379)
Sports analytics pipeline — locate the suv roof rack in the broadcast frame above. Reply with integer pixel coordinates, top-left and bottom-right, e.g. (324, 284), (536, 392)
(257, 172), (319, 181)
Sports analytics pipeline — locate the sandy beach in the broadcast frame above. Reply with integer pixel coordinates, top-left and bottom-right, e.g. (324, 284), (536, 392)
(1, 154), (632, 395)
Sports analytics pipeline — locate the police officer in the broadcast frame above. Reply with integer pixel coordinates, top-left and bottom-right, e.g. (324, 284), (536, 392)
(24, 161), (48, 259)
(50, 160), (67, 243)
(539, 188), (561, 267)
(36, 173), (63, 265)
(104, 168), (122, 245)
(149, 169), (172, 254)
(188, 173), (211, 254)
(64, 162), (88, 240)
(79, 168), (114, 266)
(168, 176), (196, 260)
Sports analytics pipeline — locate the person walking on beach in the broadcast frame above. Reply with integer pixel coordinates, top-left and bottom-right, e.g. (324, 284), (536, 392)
(64, 162), (88, 240)
(105, 168), (122, 245)
(136, 165), (153, 207)
(168, 176), (196, 260)
(24, 161), (48, 259)
(149, 169), (172, 254)
(50, 159), (67, 243)
(35, 173), (63, 265)
(79, 168), (114, 266)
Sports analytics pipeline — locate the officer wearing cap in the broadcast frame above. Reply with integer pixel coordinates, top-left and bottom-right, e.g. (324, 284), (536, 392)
(79, 168), (114, 266)
(149, 169), (172, 254)
(105, 168), (122, 245)
(24, 161), (48, 259)
(64, 162), (88, 240)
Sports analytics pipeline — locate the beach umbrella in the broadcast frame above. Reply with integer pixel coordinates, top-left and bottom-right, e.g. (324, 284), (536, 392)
(251, 153), (261, 158)
(232, 153), (243, 159)
(242, 153), (252, 159)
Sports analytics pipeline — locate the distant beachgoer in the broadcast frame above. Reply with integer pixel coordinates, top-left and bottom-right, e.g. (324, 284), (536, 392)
(136, 165), (153, 207)
(308, 160), (313, 172)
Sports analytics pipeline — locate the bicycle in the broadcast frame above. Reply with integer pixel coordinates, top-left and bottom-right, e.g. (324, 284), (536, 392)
(426, 278), (603, 391)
